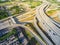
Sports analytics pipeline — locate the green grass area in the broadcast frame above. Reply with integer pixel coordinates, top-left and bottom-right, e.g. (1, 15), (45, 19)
(0, 0), (17, 6)
(47, 0), (57, 3)
(25, 30), (32, 39)
(47, 10), (57, 14)
(0, 1), (12, 6)
(30, 1), (42, 8)
(57, 7), (60, 10)
(57, 2), (60, 6)
(9, 5), (26, 15)
(0, 29), (16, 41)
(47, 0), (60, 6)
(23, 1), (42, 8)
(27, 37), (40, 45)
(25, 30), (40, 45)
(0, 10), (8, 20)
(0, 0), (9, 3)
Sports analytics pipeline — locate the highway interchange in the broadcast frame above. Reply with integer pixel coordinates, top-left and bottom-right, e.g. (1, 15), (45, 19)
(13, 2), (60, 45)
(0, 2), (60, 45)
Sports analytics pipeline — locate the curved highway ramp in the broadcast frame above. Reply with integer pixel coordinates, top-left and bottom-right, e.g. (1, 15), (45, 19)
(35, 2), (60, 45)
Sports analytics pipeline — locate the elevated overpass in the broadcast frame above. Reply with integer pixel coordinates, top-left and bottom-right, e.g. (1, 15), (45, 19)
(35, 2), (60, 45)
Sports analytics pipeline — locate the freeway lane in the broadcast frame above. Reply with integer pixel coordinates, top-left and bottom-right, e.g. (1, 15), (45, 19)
(37, 3), (60, 36)
(43, 5), (60, 28)
(33, 17), (53, 45)
(36, 2), (60, 45)
(47, 16), (60, 28)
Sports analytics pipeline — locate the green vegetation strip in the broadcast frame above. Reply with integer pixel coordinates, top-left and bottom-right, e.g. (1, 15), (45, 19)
(0, 1), (12, 6)
(0, 29), (16, 41)
(46, 0), (60, 6)
(25, 30), (32, 39)
(23, 1), (42, 8)
(47, 10), (57, 14)
(30, 1), (42, 8)
(0, 10), (8, 20)
(0, 0), (9, 3)
(25, 29), (40, 45)
(9, 5), (25, 15)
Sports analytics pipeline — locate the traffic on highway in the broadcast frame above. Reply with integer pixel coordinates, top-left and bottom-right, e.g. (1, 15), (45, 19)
(35, 2), (60, 45)
(0, 0), (60, 45)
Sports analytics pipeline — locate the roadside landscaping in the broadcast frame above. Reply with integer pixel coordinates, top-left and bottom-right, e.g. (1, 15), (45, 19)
(0, 9), (8, 20)
(23, 1), (42, 8)
(0, 0), (9, 3)
(46, 0), (60, 6)
(9, 5), (26, 15)
(47, 9), (57, 16)
(30, 1), (42, 8)
(46, 8), (60, 23)
(25, 30), (40, 45)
